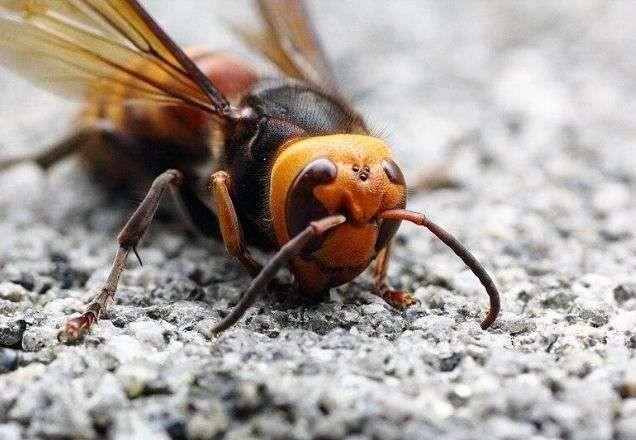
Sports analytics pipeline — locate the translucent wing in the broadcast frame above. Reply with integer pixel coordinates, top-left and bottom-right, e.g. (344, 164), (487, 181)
(237, 0), (340, 94)
(0, 0), (235, 117)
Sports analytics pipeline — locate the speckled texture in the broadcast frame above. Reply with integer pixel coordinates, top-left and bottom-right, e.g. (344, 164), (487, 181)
(1, 1), (635, 439)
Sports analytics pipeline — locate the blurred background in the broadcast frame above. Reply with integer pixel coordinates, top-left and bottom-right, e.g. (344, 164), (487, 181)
(0, 2), (635, 439)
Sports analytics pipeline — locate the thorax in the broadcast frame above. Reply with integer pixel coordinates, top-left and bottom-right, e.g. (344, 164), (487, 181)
(224, 79), (367, 249)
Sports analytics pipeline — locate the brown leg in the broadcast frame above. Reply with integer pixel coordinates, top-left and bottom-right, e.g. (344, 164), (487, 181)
(0, 122), (115, 172)
(373, 240), (419, 309)
(210, 171), (262, 277)
(58, 169), (183, 342)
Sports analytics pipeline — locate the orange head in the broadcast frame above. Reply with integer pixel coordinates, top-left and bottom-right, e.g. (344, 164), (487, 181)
(269, 134), (407, 293)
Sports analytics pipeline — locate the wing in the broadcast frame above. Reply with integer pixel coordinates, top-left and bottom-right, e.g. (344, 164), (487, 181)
(0, 0), (241, 122)
(236, 0), (340, 94)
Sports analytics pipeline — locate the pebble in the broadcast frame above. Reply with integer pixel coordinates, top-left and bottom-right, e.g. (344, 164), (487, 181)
(0, 282), (28, 302)
(0, 319), (26, 347)
(614, 282), (636, 304)
(0, 348), (19, 374)
(116, 360), (160, 399)
(608, 311), (636, 333)
(86, 373), (128, 427)
(592, 182), (631, 213)
(410, 315), (454, 342)
(104, 335), (148, 364)
(187, 401), (228, 439)
(361, 303), (387, 315)
(21, 327), (58, 352)
(493, 313), (538, 334)
(129, 320), (167, 350)
(569, 299), (612, 327)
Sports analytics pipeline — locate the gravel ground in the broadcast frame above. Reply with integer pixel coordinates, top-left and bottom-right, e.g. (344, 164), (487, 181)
(1, 1), (635, 439)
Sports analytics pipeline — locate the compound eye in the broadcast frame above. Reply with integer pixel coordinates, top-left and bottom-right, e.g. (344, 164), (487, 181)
(285, 158), (338, 253)
(382, 159), (405, 185)
(376, 159), (406, 251)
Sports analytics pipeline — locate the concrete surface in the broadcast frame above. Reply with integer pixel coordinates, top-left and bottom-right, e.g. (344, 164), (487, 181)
(0, 1), (635, 439)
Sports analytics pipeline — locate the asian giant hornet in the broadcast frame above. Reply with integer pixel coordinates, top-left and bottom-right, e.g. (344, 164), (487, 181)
(0, 0), (500, 341)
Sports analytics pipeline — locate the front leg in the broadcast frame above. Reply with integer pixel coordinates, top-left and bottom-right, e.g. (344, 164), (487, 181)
(210, 171), (262, 277)
(373, 240), (419, 309)
(58, 169), (183, 342)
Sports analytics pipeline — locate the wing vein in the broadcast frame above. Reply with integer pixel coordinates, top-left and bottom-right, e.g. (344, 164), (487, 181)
(0, 0), (238, 121)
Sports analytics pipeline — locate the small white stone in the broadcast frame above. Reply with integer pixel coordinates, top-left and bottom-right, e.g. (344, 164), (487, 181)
(593, 182), (631, 213)
(105, 335), (146, 364)
(609, 311), (636, 332)
(0, 423), (23, 440)
(129, 320), (166, 349)
(115, 361), (159, 399)
(361, 303), (386, 315)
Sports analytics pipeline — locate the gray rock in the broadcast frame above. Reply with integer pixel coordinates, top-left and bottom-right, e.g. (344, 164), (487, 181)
(410, 315), (454, 342)
(128, 320), (168, 350)
(0, 348), (19, 374)
(20, 326), (58, 352)
(614, 282), (636, 304)
(115, 360), (160, 398)
(0, 319), (26, 348)
(569, 299), (612, 327)
(492, 312), (538, 334)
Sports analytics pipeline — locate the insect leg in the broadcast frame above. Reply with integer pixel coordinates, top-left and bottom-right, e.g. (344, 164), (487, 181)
(0, 122), (115, 172)
(210, 171), (262, 277)
(373, 240), (420, 309)
(57, 169), (184, 343)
